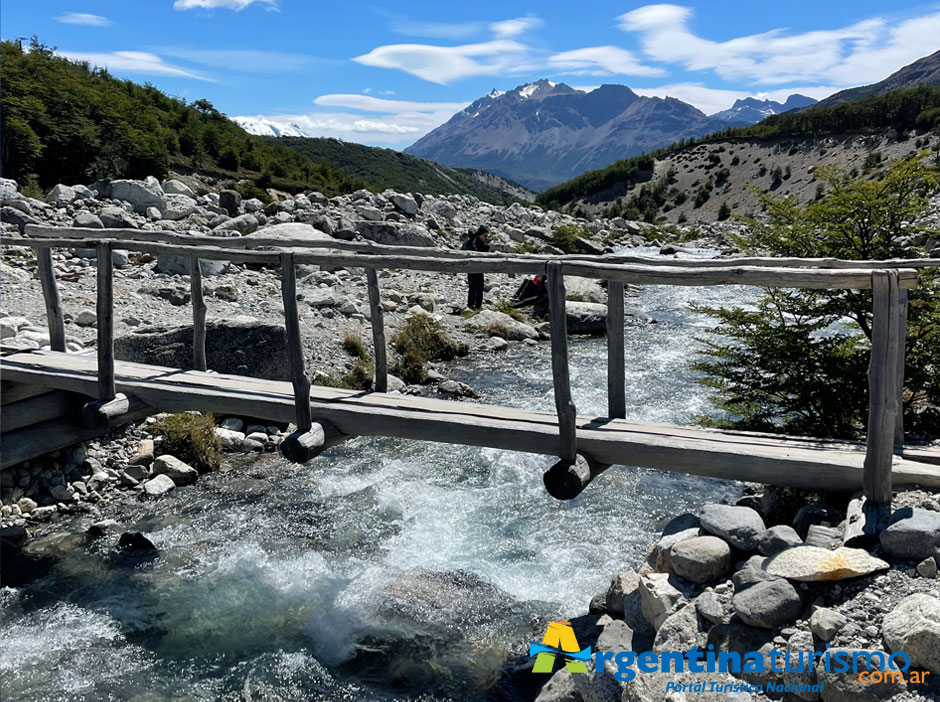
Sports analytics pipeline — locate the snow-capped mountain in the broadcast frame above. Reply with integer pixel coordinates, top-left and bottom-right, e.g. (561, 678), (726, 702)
(405, 80), (731, 191)
(709, 94), (818, 123)
(232, 116), (315, 138)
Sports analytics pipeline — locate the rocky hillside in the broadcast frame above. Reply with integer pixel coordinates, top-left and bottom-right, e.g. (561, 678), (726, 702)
(405, 81), (737, 191)
(815, 48), (940, 109)
(537, 86), (940, 223)
(267, 136), (535, 204)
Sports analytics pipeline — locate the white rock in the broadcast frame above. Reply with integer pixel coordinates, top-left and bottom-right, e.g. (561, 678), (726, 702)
(152, 455), (199, 486)
(143, 473), (176, 496)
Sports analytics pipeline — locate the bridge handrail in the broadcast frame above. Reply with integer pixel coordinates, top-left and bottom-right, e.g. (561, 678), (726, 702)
(1, 227), (919, 508)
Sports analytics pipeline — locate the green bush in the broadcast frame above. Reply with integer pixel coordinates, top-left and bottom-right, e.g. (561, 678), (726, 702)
(342, 333), (367, 359)
(342, 358), (374, 390)
(151, 412), (222, 473)
(391, 316), (468, 383)
(549, 224), (587, 254)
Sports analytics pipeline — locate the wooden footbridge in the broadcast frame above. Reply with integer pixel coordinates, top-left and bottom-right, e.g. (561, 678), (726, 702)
(2, 225), (939, 526)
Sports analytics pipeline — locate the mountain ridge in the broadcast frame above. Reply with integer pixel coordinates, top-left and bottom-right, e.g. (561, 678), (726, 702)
(813, 48), (940, 109)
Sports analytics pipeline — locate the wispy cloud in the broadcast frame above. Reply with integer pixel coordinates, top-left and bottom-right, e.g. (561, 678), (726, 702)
(354, 39), (533, 84)
(173, 0), (278, 10)
(549, 46), (665, 77)
(158, 48), (322, 72)
(619, 3), (940, 86)
(387, 17), (485, 40)
(54, 12), (110, 26)
(235, 94), (471, 144)
(490, 16), (542, 38)
(58, 51), (212, 80)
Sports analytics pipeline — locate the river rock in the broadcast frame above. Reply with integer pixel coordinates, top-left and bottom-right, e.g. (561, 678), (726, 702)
(152, 455), (198, 486)
(793, 502), (844, 539)
(732, 578), (802, 629)
(111, 179), (165, 214)
(646, 513), (701, 572)
(809, 607), (847, 642)
(653, 603), (704, 653)
(784, 630), (820, 701)
(99, 206), (137, 228)
(880, 507), (940, 561)
(596, 617), (634, 653)
(464, 310), (539, 341)
(565, 302), (608, 335)
(816, 647), (906, 701)
(669, 535), (731, 584)
(389, 193), (418, 216)
(73, 211), (103, 228)
(699, 503), (766, 552)
(115, 319), (288, 379)
(46, 184), (77, 207)
(882, 593), (940, 673)
(534, 669), (579, 702)
(694, 591), (726, 624)
(917, 556), (938, 578)
(162, 179), (195, 197)
(639, 572), (690, 631)
(118, 532), (157, 551)
(163, 193), (197, 221)
(219, 189), (241, 215)
(247, 221), (332, 245)
(213, 212), (258, 234)
(129, 438), (155, 467)
(214, 428), (246, 450)
(355, 221), (435, 247)
(764, 546), (889, 581)
(143, 473), (175, 496)
(757, 524), (803, 556)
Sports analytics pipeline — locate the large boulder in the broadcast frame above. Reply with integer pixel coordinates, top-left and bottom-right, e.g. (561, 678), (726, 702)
(639, 572), (690, 631)
(219, 189), (241, 216)
(213, 213), (258, 234)
(699, 503), (766, 552)
(463, 310), (539, 341)
(389, 192), (419, 216)
(764, 546), (889, 581)
(46, 184), (77, 207)
(669, 535), (731, 584)
(880, 507), (940, 561)
(0, 178), (18, 202)
(565, 302), (607, 335)
(111, 179), (166, 215)
(73, 211), (104, 229)
(882, 593), (940, 674)
(114, 319), (288, 379)
(162, 179), (195, 197)
(99, 206), (138, 229)
(731, 578), (802, 629)
(152, 455), (198, 486)
(1, 206), (37, 232)
(162, 194), (197, 221)
(355, 220), (436, 247)
(246, 222), (332, 246)
(155, 256), (227, 276)
(757, 525), (802, 556)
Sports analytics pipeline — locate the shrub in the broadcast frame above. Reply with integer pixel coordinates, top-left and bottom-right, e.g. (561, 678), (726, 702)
(391, 316), (468, 383)
(342, 333), (367, 359)
(549, 224), (586, 254)
(151, 412), (222, 473)
(717, 202), (731, 220)
(342, 358), (374, 390)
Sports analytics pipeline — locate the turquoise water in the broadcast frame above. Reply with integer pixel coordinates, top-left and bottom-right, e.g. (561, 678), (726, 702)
(1, 250), (754, 701)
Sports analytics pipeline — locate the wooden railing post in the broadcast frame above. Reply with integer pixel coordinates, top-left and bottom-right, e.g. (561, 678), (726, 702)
(366, 267), (388, 392)
(82, 240), (131, 428)
(190, 257), (207, 372)
(863, 270), (901, 505)
(36, 246), (66, 352)
(547, 260), (576, 461)
(96, 241), (115, 401)
(894, 287), (908, 450)
(606, 279), (626, 419)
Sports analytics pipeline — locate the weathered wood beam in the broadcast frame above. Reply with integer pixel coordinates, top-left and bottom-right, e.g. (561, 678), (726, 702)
(863, 270), (901, 504)
(279, 252), (312, 434)
(82, 392), (135, 429)
(280, 420), (348, 463)
(894, 287), (908, 450)
(95, 240), (115, 401)
(547, 260), (577, 461)
(0, 390), (75, 432)
(190, 257), (207, 372)
(543, 452), (612, 500)
(19, 225), (940, 270)
(36, 246), (66, 352)
(843, 495), (891, 548)
(366, 267), (388, 393)
(606, 279), (626, 419)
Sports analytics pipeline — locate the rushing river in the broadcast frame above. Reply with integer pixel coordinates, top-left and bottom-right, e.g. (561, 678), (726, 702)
(2, 249), (756, 702)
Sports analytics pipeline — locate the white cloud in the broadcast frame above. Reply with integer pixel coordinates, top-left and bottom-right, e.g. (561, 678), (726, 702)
(58, 51), (212, 81)
(618, 4), (940, 86)
(159, 48), (319, 72)
(354, 39), (531, 84)
(490, 16), (542, 38)
(549, 46), (665, 77)
(236, 94), (471, 145)
(389, 18), (485, 40)
(54, 12), (110, 26)
(173, 0), (277, 10)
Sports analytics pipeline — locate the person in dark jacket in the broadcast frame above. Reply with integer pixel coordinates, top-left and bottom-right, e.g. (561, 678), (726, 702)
(461, 226), (490, 309)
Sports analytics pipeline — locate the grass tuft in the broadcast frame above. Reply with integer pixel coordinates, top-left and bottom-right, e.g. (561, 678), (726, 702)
(150, 412), (222, 473)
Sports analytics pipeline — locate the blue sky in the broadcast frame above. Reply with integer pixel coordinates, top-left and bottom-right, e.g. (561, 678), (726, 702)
(2, 1), (939, 148)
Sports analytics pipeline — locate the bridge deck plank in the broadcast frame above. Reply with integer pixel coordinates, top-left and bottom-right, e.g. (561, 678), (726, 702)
(3, 350), (939, 492)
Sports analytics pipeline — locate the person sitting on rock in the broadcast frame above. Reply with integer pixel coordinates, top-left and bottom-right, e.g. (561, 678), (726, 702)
(461, 226), (490, 309)
(511, 274), (548, 308)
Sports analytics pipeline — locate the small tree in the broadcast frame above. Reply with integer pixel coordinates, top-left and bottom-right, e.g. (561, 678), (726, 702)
(695, 156), (940, 440)
(717, 202), (731, 220)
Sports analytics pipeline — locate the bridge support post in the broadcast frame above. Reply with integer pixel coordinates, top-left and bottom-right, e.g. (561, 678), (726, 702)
(547, 261), (577, 462)
(279, 251), (320, 463)
(863, 270), (901, 506)
(606, 279), (626, 419)
(893, 287), (908, 451)
(190, 257), (207, 372)
(366, 267), (388, 393)
(83, 241), (124, 428)
(37, 246), (66, 352)
(544, 452), (612, 500)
